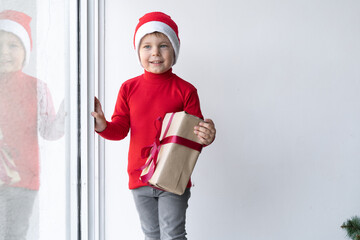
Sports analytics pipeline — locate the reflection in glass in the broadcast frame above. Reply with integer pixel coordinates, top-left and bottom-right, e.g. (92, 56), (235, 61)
(0, 9), (65, 240)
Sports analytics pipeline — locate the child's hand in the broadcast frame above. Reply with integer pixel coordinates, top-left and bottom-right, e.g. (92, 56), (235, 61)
(194, 119), (216, 146)
(91, 97), (107, 132)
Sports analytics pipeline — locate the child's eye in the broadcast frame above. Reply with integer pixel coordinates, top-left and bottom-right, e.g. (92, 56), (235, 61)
(160, 44), (168, 48)
(9, 43), (20, 48)
(143, 45), (151, 49)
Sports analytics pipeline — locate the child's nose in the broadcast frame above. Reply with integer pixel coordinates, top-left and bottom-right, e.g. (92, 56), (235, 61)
(151, 47), (160, 56)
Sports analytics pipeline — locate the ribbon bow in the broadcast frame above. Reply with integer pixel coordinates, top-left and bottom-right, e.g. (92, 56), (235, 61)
(0, 141), (18, 185)
(138, 116), (164, 183)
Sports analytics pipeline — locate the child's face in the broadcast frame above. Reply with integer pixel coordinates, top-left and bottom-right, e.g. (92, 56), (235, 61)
(139, 33), (174, 74)
(0, 30), (26, 74)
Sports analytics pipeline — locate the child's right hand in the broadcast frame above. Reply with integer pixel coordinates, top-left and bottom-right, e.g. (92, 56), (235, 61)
(91, 97), (107, 132)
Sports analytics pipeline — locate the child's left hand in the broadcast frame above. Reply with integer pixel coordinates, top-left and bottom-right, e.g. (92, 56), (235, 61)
(194, 119), (216, 146)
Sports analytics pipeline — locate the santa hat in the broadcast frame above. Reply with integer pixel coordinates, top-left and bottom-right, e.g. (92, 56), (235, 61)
(0, 10), (32, 66)
(134, 12), (180, 65)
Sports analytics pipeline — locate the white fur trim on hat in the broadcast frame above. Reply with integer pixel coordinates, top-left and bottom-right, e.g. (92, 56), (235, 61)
(0, 19), (31, 66)
(134, 21), (180, 66)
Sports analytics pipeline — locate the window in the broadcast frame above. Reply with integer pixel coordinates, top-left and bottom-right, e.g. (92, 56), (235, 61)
(0, 0), (78, 239)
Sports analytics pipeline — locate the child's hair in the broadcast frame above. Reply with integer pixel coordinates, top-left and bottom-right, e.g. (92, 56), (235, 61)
(134, 12), (180, 66)
(145, 31), (167, 38)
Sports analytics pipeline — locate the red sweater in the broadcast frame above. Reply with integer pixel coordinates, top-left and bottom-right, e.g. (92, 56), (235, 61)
(99, 69), (203, 189)
(0, 71), (60, 190)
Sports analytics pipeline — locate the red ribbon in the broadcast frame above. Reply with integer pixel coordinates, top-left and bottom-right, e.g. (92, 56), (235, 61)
(137, 116), (163, 183)
(138, 112), (203, 183)
(0, 141), (17, 184)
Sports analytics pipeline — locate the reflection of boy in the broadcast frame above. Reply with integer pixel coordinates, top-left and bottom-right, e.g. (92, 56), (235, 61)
(92, 12), (216, 239)
(0, 10), (65, 239)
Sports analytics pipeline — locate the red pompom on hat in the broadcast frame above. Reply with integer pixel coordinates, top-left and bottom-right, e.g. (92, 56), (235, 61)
(0, 10), (32, 66)
(134, 12), (180, 65)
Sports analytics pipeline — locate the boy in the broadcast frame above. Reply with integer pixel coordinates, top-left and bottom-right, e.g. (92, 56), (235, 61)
(92, 12), (216, 240)
(0, 10), (65, 239)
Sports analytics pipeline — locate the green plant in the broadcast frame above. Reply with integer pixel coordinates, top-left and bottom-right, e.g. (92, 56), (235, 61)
(341, 216), (360, 240)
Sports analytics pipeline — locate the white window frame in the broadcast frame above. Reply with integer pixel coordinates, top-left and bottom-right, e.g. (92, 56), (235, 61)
(78, 0), (105, 239)
(66, 0), (80, 239)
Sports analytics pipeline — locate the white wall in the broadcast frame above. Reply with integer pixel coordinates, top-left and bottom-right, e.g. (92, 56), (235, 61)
(104, 1), (360, 239)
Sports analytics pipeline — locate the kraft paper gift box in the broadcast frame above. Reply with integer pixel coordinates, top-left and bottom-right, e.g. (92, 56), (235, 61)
(140, 111), (204, 195)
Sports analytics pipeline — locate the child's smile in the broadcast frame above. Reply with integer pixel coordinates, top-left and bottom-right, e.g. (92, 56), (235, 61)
(139, 33), (174, 74)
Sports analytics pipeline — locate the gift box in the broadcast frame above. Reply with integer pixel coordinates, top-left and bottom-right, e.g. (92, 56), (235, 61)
(139, 111), (203, 195)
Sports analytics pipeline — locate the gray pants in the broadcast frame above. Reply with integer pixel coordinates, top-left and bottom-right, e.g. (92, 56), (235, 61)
(132, 186), (191, 240)
(0, 186), (37, 240)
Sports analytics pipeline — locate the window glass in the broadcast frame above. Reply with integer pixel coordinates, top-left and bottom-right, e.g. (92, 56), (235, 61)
(0, 0), (71, 239)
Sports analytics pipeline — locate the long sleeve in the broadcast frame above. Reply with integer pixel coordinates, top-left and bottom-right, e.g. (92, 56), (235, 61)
(183, 89), (203, 120)
(97, 84), (130, 141)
